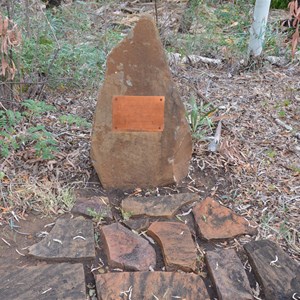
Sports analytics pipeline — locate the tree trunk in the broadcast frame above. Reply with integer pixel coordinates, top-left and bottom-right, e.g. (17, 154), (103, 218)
(248, 0), (271, 57)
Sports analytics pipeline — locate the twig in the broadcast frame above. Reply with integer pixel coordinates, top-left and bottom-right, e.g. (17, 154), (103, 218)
(154, 0), (158, 27)
(41, 288), (52, 295)
(53, 238), (63, 244)
(15, 248), (26, 256)
(1, 238), (11, 246)
(37, 9), (61, 100)
(73, 235), (86, 240)
(13, 229), (30, 235)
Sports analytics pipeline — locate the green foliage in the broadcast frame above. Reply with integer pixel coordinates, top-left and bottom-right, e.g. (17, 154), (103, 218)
(289, 164), (300, 174)
(0, 100), (57, 159)
(0, 110), (23, 157)
(172, 1), (253, 59)
(0, 109), (23, 129)
(57, 188), (75, 211)
(277, 110), (286, 118)
(266, 149), (277, 159)
(171, 0), (289, 59)
(121, 209), (133, 221)
(186, 97), (215, 139)
(59, 114), (91, 128)
(0, 171), (5, 180)
(26, 125), (58, 159)
(271, 0), (290, 9)
(25, 184), (75, 215)
(275, 99), (291, 118)
(21, 99), (56, 116)
(87, 208), (106, 223)
(18, 4), (123, 89)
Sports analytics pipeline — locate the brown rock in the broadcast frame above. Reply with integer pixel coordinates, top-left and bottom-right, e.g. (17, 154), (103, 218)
(0, 263), (86, 299)
(95, 271), (210, 300)
(206, 249), (253, 300)
(147, 221), (196, 271)
(101, 223), (156, 271)
(28, 216), (95, 260)
(71, 195), (112, 220)
(121, 193), (198, 218)
(123, 218), (150, 232)
(91, 16), (192, 189)
(192, 197), (257, 240)
(244, 239), (300, 300)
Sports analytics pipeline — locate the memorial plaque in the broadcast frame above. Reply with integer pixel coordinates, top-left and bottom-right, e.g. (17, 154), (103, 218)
(112, 96), (164, 132)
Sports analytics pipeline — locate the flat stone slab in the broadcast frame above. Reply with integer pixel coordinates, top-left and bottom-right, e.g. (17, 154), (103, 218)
(206, 249), (253, 300)
(121, 193), (198, 218)
(91, 15), (192, 189)
(95, 272), (210, 300)
(193, 197), (257, 240)
(244, 239), (300, 300)
(28, 216), (95, 260)
(71, 195), (112, 220)
(147, 221), (196, 271)
(0, 263), (86, 299)
(101, 223), (156, 271)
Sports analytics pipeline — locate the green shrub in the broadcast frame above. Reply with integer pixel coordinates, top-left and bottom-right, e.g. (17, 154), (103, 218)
(0, 110), (23, 157)
(26, 125), (58, 160)
(18, 4), (123, 89)
(21, 99), (56, 116)
(186, 97), (215, 139)
(59, 114), (91, 128)
(271, 0), (290, 9)
(0, 100), (58, 159)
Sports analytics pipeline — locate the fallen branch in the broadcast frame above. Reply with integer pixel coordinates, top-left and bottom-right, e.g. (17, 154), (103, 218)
(266, 56), (289, 66)
(167, 52), (222, 67)
(182, 54), (222, 66)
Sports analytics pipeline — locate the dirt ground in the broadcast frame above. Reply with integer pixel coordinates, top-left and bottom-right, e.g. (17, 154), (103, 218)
(0, 214), (54, 269)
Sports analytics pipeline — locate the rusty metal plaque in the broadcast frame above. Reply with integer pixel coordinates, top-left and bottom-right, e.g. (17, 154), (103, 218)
(112, 96), (165, 132)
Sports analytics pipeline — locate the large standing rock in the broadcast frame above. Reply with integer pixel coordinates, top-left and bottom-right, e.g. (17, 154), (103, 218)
(91, 16), (192, 189)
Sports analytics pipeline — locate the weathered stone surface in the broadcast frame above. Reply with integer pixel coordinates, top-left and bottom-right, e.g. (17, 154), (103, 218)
(91, 16), (192, 189)
(95, 272), (210, 300)
(123, 218), (150, 232)
(0, 263), (86, 299)
(193, 197), (257, 240)
(28, 216), (95, 260)
(244, 240), (300, 300)
(147, 221), (196, 271)
(122, 193), (198, 218)
(71, 195), (112, 220)
(206, 249), (253, 300)
(101, 223), (156, 271)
